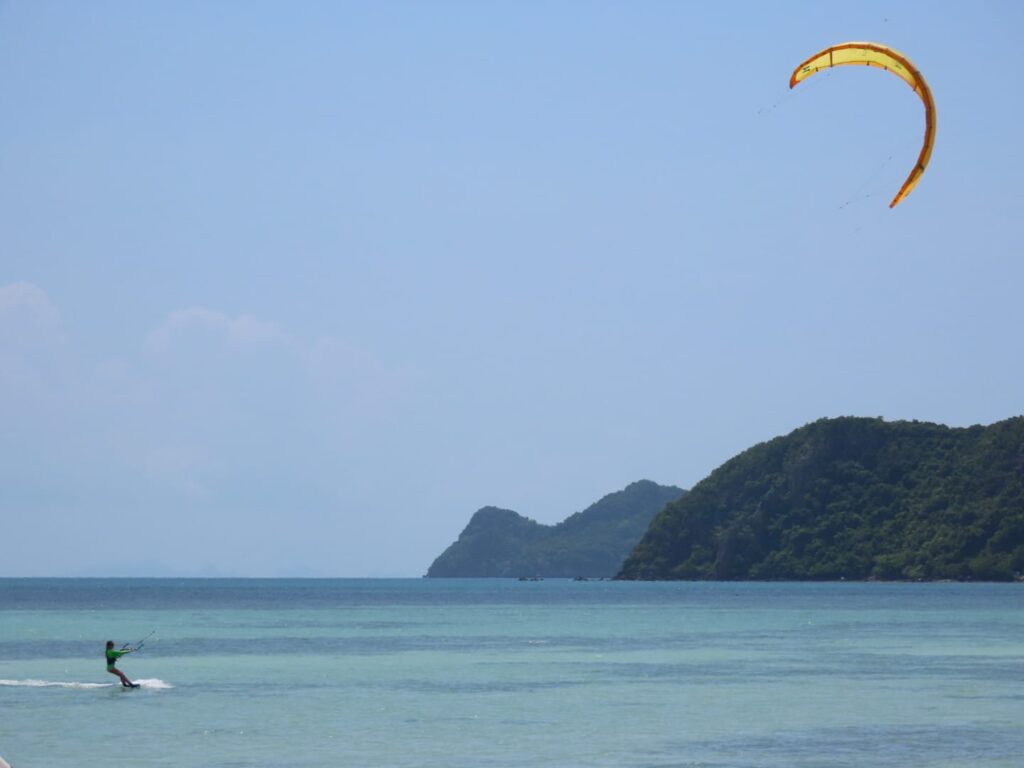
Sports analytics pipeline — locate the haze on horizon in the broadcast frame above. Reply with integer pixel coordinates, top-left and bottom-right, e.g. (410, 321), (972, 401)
(2, 1), (1021, 577)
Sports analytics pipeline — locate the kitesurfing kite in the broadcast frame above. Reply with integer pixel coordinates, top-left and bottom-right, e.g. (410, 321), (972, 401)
(790, 42), (935, 208)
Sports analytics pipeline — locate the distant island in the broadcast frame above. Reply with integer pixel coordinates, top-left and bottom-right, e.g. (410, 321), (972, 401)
(426, 480), (685, 578)
(618, 416), (1024, 582)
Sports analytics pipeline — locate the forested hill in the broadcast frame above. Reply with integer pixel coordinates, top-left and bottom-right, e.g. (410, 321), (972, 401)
(618, 417), (1024, 582)
(426, 480), (685, 578)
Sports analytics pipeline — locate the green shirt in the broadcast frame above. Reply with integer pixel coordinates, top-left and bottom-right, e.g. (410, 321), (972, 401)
(105, 647), (129, 669)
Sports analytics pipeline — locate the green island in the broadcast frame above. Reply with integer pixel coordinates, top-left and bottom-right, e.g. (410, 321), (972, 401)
(618, 416), (1024, 581)
(426, 480), (685, 578)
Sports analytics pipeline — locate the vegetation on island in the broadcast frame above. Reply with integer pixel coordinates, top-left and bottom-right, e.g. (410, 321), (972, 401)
(618, 417), (1024, 582)
(426, 480), (685, 578)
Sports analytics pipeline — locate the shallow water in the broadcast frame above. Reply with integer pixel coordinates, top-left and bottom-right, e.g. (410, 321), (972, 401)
(1, 579), (1022, 767)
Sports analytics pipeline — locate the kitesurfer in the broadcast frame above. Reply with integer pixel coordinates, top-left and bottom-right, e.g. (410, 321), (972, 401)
(105, 640), (138, 688)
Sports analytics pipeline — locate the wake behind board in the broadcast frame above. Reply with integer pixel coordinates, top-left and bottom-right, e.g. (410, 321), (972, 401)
(1, 678), (170, 690)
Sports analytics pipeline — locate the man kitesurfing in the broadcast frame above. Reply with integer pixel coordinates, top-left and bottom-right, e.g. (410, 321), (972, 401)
(105, 632), (153, 688)
(105, 640), (138, 688)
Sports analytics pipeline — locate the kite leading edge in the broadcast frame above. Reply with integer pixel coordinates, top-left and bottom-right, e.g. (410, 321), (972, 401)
(790, 42), (935, 208)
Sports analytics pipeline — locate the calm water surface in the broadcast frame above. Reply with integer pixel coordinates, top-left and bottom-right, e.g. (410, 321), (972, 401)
(1, 579), (1022, 767)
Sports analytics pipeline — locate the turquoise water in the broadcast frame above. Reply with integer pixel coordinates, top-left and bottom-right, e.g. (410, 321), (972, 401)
(1, 579), (1023, 767)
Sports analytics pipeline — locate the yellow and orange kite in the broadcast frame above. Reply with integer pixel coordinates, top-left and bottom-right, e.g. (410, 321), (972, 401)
(790, 42), (935, 208)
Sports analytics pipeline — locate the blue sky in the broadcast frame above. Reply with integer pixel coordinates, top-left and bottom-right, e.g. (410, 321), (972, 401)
(2, 1), (1021, 576)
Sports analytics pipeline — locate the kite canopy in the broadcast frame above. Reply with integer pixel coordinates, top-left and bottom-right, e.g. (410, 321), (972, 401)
(790, 42), (935, 208)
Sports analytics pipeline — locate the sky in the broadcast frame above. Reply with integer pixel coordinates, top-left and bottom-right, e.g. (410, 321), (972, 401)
(2, 1), (1022, 577)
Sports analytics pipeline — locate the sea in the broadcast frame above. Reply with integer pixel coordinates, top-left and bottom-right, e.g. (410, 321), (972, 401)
(1, 579), (1022, 768)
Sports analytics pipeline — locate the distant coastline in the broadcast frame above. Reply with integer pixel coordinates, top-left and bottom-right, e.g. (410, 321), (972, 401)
(426, 480), (685, 579)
